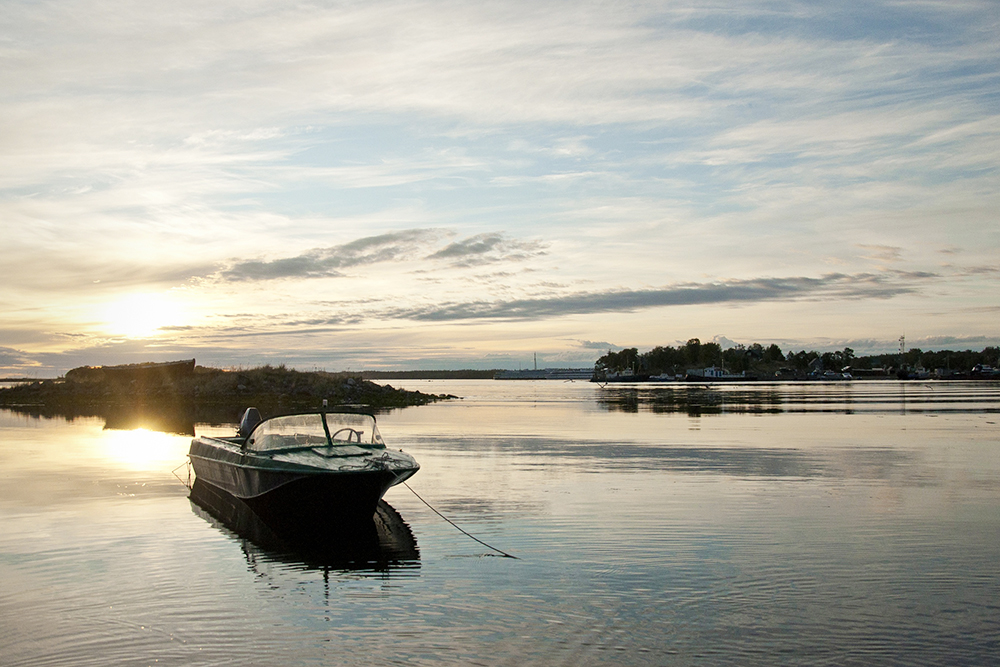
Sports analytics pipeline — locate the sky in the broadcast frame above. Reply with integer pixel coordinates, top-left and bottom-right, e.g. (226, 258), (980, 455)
(1, 0), (998, 376)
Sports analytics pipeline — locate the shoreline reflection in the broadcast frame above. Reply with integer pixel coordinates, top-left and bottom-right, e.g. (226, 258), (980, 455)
(189, 479), (420, 573)
(597, 381), (1000, 416)
(2, 403), (224, 436)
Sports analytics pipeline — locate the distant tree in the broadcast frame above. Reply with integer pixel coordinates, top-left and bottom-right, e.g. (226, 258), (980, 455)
(602, 342), (998, 377)
(643, 345), (684, 374)
(700, 342), (722, 367)
(903, 348), (924, 368)
(595, 350), (616, 372)
(684, 338), (702, 366)
(622, 347), (639, 372)
(787, 350), (819, 370)
(831, 347), (855, 369)
(596, 348), (640, 373)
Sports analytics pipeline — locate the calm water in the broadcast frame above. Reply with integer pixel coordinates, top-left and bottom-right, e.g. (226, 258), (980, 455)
(2, 380), (999, 666)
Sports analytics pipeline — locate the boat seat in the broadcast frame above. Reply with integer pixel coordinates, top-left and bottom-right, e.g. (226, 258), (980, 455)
(237, 407), (263, 438)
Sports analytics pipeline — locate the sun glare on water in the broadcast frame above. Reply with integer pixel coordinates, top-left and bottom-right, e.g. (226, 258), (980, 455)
(101, 428), (191, 472)
(101, 293), (183, 338)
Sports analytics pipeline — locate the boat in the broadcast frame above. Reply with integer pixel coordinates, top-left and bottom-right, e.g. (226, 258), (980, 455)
(591, 368), (651, 383)
(494, 368), (593, 380)
(494, 353), (593, 380)
(188, 408), (419, 528)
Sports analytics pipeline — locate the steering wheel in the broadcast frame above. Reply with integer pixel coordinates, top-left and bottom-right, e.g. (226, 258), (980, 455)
(330, 427), (362, 442)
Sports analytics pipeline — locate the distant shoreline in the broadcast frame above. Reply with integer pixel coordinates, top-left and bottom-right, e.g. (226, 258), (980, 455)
(360, 370), (499, 380)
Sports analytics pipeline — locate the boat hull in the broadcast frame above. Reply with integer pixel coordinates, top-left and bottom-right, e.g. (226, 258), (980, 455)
(189, 438), (418, 528)
(189, 479), (419, 566)
(246, 469), (407, 529)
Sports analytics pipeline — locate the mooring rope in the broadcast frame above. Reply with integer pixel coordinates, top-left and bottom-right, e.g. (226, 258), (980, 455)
(171, 459), (192, 489)
(403, 482), (519, 559)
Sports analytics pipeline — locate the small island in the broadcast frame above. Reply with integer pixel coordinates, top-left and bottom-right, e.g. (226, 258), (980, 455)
(0, 359), (455, 433)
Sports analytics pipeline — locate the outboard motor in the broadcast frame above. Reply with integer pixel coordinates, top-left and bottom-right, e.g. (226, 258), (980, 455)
(237, 407), (263, 439)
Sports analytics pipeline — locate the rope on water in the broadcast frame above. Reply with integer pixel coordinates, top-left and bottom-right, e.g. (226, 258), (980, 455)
(403, 482), (519, 559)
(172, 459), (192, 489)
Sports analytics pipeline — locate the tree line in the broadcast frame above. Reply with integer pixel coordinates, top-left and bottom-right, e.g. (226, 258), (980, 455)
(595, 339), (1000, 375)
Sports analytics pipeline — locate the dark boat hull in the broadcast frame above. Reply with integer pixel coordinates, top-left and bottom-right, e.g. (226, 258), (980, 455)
(189, 448), (414, 528)
(244, 469), (406, 529)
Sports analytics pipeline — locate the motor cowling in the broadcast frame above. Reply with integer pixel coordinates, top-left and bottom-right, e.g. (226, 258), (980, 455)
(237, 407), (262, 438)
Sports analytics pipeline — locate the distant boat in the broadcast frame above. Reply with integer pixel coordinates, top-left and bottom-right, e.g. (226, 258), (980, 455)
(189, 408), (419, 528)
(592, 368), (651, 383)
(495, 352), (592, 380)
(494, 368), (593, 380)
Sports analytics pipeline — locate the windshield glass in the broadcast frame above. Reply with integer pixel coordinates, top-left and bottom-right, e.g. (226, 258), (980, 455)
(325, 412), (383, 446)
(247, 413), (326, 452)
(246, 412), (384, 452)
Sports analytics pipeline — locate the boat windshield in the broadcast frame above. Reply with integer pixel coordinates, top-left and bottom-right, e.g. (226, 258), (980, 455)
(325, 412), (384, 447)
(246, 412), (384, 452)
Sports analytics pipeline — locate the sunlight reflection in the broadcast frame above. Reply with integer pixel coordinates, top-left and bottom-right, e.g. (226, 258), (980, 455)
(100, 428), (190, 472)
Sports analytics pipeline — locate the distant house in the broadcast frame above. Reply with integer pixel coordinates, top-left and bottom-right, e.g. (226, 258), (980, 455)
(686, 366), (745, 380)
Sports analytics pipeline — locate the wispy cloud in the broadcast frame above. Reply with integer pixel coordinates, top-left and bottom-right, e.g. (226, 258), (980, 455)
(218, 230), (546, 281)
(220, 229), (445, 281)
(426, 233), (547, 267)
(577, 340), (621, 351)
(384, 273), (931, 322)
(857, 244), (904, 262)
(0, 347), (35, 370)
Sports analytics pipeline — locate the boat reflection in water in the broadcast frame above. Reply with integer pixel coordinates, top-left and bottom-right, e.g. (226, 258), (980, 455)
(189, 479), (419, 572)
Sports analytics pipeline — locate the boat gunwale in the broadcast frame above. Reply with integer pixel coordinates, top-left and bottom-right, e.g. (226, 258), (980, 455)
(188, 451), (416, 476)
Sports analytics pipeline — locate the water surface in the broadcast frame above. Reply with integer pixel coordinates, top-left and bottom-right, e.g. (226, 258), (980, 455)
(2, 381), (999, 665)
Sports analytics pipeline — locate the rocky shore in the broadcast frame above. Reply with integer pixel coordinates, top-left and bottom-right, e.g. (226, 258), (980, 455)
(0, 360), (455, 428)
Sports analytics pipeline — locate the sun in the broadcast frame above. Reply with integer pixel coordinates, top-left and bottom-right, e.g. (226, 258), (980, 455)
(100, 293), (183, 338)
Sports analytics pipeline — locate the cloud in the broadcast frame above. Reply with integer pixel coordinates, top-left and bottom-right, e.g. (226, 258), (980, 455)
(384, 273), (931, 322)
(0, 254), (220, 293)
(0, 347), (36, 372)
(577, 340), (621, 351)
(220, 229), (445, 281)
(425, 233), (547, 267)
(958, 265), (1000, 276)
(857, 244), (904, 262)
(904, 334), (1000, 350)
(219, 230), (547, 280)
(712, 335), (739, 349)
